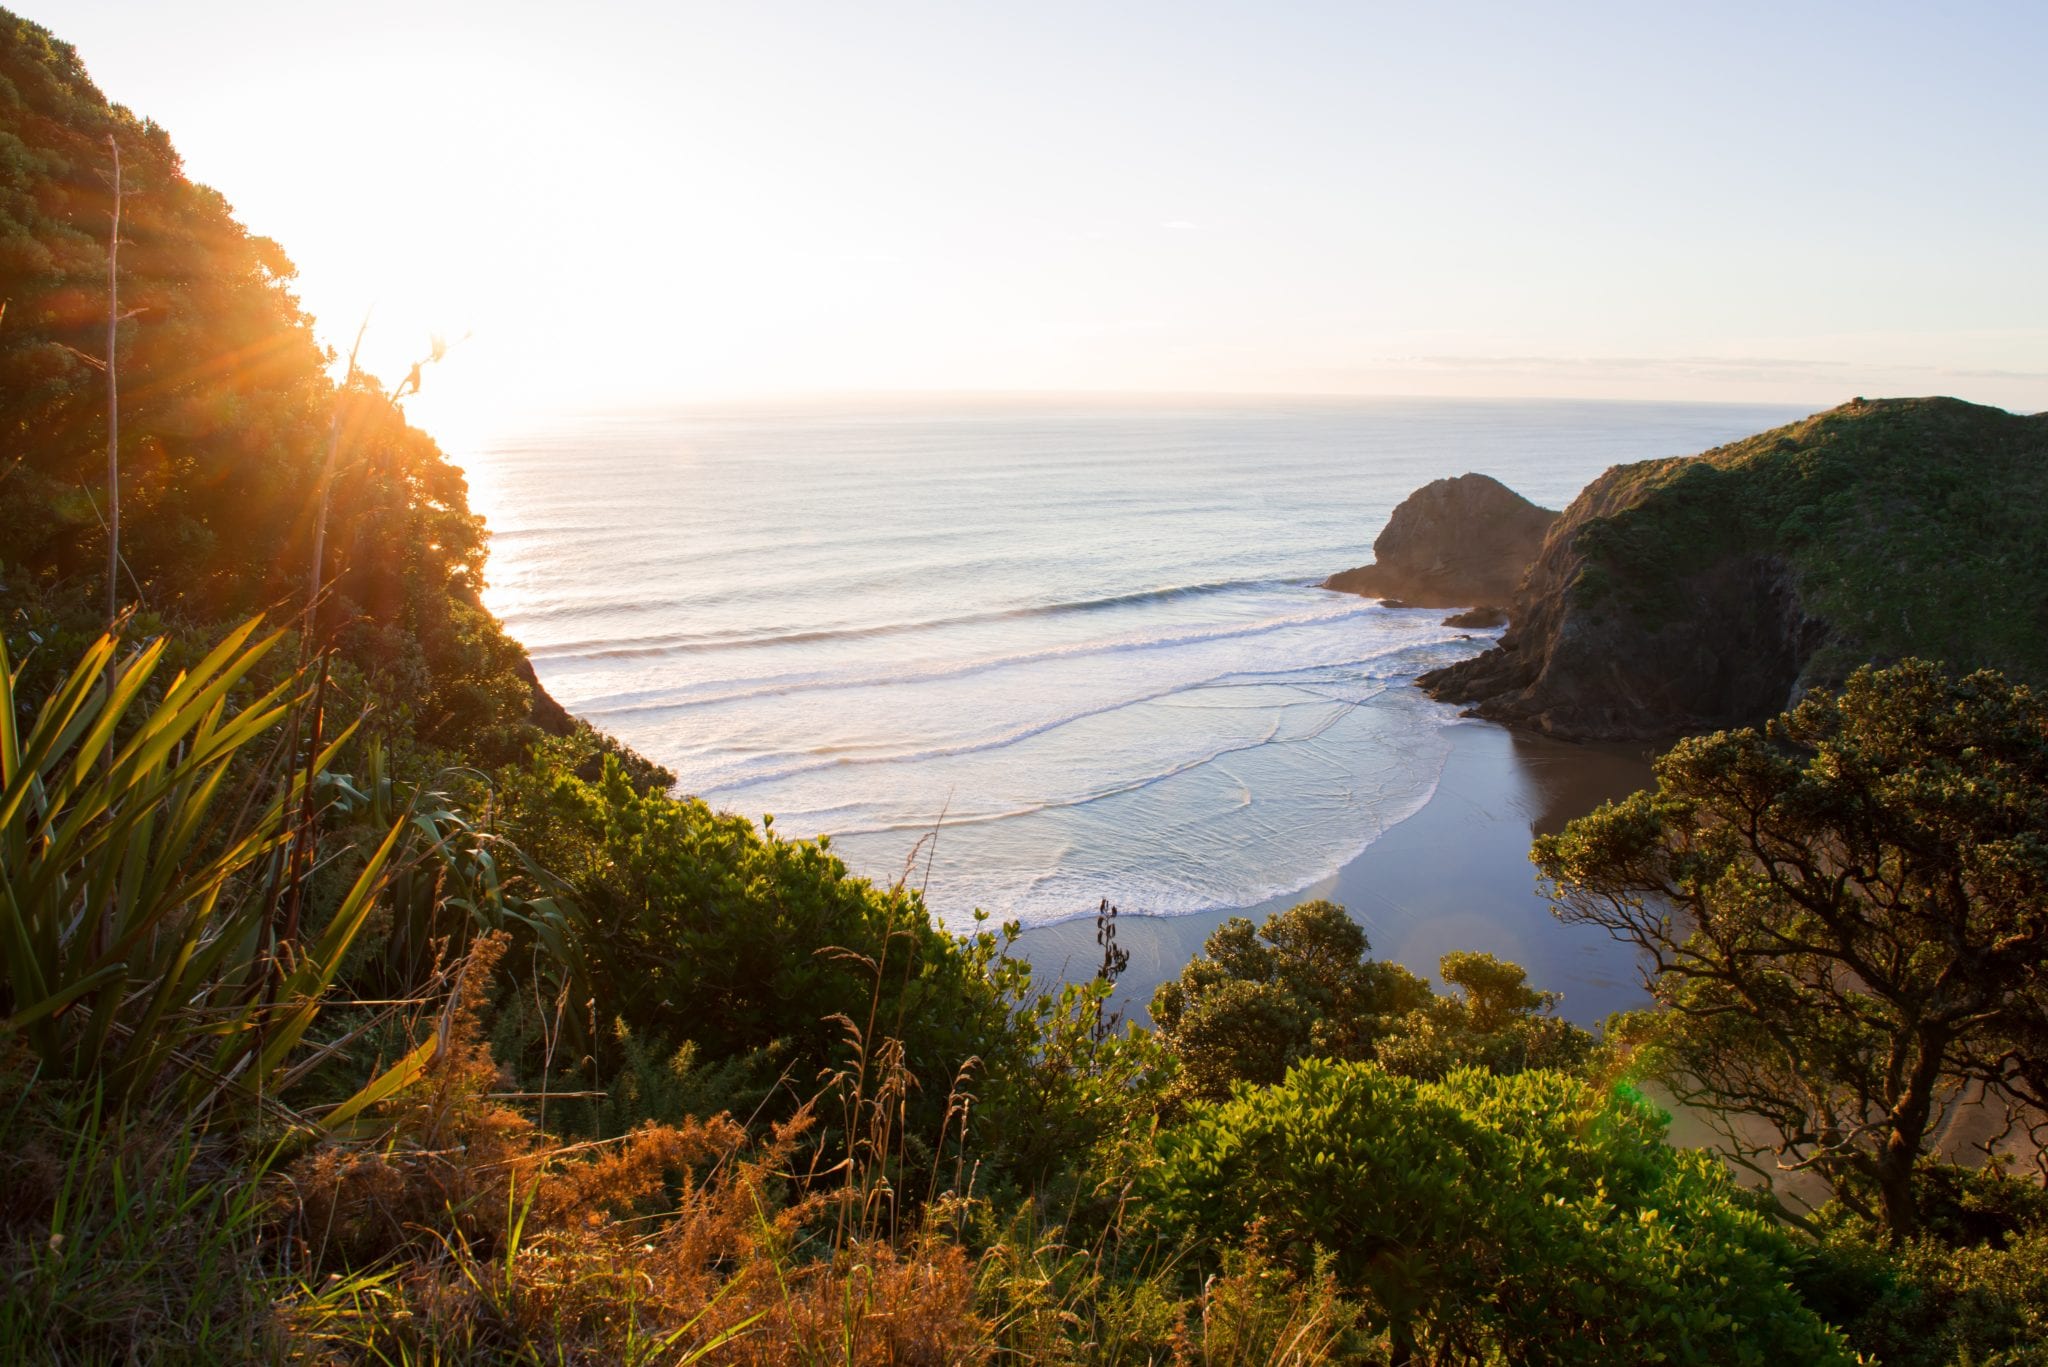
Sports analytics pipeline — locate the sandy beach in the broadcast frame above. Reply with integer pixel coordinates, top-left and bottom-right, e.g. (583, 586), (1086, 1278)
(1012, 704), (1656, 1028)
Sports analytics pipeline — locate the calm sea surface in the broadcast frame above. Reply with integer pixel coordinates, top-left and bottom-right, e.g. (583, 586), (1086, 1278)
(462, 397), (1807, 934)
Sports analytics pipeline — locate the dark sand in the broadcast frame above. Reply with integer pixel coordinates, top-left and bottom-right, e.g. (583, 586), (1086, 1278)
(1012, 710), (1656, 1029)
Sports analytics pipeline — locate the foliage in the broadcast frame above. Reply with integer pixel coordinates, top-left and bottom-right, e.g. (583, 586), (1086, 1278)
(0, 12), (325, 604)
(277, 937), (981, 1365)
(969, 950), (1178, 1194)
(325, 736), (585, 1016)
(1536, 659), (2048, 1235)
(1148, 900), (1432, 1103)
(1798, 1164), (2048, 1365)
(0, 8), (549, 765)
(0, 620), (418, 1115)
(8, 13), (2048, 1363)
(493, 754), (1018, 1138)
(1186, 1243), (1376, 1366)
(1372, 949), (1595, 1081)
(1145, 1058), (1856, 1365)
(0, 1061), (282, 1362)
(1150, 901), (1591, 1103)
(970, 1215), (1372, 1366)
(1559, 397), (2048, 689)
(493, 749), (1179, 1187)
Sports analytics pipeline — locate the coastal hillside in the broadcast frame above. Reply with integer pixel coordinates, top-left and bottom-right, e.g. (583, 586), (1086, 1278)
(0, 11), (599, 772)
(1423, 397), (2048, 739)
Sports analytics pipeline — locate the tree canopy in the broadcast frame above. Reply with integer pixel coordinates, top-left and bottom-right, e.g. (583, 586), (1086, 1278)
(1536, 659), (2048, 1236)
(1149, 900), (1432, 1101)
(0, 9), (542, 763)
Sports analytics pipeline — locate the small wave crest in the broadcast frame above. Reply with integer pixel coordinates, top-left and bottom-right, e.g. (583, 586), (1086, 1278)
(574, 603), (1445, 719)
(929, 706), (1463, 929)
(526, 577), (1302, 663)
(702, 681), (1385, 796)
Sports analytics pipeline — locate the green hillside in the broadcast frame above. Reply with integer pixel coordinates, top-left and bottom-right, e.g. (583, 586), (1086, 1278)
(1426, 397), (2048, 740)
(0, 9), (581, 770)
(1577, 397), (2048, 686)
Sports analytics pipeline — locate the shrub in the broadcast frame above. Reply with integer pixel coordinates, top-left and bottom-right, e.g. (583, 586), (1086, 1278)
(1148, 901), (1431, 1103)
(1145, 1059), (1854, 1365)
(1372, 950), (1594, 1081)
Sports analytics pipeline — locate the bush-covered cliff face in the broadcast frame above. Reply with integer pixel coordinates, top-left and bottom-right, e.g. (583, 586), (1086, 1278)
(1423, 397), (2048, 740)
(0, 10), (578, 766)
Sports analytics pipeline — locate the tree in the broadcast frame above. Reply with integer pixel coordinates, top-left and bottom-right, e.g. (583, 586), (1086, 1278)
(1148, 901), (1431, 1102)
(0, 14), (537, 765)
(1373, 951), (1594, 1082)
(1535, 660), (2048, 1237)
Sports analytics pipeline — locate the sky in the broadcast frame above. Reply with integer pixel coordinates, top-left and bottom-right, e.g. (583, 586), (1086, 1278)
(42, 1), (2048, 442)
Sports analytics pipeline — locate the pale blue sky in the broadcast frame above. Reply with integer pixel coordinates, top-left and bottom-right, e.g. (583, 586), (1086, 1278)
(43, 1), (2048, 437)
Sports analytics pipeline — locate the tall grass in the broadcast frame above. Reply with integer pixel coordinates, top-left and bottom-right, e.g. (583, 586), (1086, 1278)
(0, 1077), (282, 1359)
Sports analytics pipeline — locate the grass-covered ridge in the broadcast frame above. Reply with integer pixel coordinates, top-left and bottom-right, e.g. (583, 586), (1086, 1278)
(1570, 396), (2048, 687)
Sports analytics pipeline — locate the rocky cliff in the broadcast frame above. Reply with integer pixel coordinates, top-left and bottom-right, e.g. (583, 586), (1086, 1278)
(1324, 473), (1558, 609)
(1420, 398), (2048, 741)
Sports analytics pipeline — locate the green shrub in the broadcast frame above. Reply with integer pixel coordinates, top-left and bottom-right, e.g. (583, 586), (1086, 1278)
(1145, 1059), (1854, 1365)
(1372, 950), (1595, 1081)
(1799, 1165), (2048, 1366)
(1149, 901), (1431, 1103)
(493, 755), (1013, 1137)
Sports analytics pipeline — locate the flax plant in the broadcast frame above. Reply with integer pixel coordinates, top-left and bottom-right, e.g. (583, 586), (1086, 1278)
(0, 620), (416, 1116)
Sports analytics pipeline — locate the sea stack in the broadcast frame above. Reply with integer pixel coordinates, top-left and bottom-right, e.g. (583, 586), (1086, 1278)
(1323, 473), (1558, 611)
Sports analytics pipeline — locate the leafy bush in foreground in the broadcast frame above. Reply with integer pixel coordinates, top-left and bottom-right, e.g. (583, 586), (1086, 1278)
(0, 621), (420, 1118)
(494, 756), (1016, 1133)
(1146, 1059), (1854, 1365)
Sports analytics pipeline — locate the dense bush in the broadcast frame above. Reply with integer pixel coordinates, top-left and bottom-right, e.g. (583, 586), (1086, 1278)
(1149, 901), (1593, 1103)
(0, 8), (552, 769)
(1146, 1059), (1855, 1365)
(1372, 949), (1595, 1081)
(493, 755), (1012, 1128)
(1149, 900), (1432, 1102)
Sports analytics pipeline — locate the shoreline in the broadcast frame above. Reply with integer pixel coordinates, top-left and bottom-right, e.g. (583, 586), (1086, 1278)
(1011, 714), (1656, 1028)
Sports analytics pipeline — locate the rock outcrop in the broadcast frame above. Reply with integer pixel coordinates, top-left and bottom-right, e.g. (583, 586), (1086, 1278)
(1419, 471), (1829, 740)
(1419, 398), (2048, 741)
(1323, 474), (1557, 610)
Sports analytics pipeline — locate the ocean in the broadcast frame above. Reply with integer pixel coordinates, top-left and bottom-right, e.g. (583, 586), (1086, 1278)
(463, 396), (1808, 939)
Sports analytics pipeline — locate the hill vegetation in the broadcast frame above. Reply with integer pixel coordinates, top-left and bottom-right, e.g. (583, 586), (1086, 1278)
(1424, 397), (2048, 739)
(4, 10), (2047, 1363)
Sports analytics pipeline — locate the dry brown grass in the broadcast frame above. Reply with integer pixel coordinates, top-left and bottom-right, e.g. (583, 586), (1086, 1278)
(272, 934), (993, 1364)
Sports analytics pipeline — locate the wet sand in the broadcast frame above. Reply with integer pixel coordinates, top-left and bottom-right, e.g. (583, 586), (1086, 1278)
(1011, 709), (1656, 1028)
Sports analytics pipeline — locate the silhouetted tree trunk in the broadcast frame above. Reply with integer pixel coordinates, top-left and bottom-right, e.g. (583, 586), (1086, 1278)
(104, 134), (120, 627)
